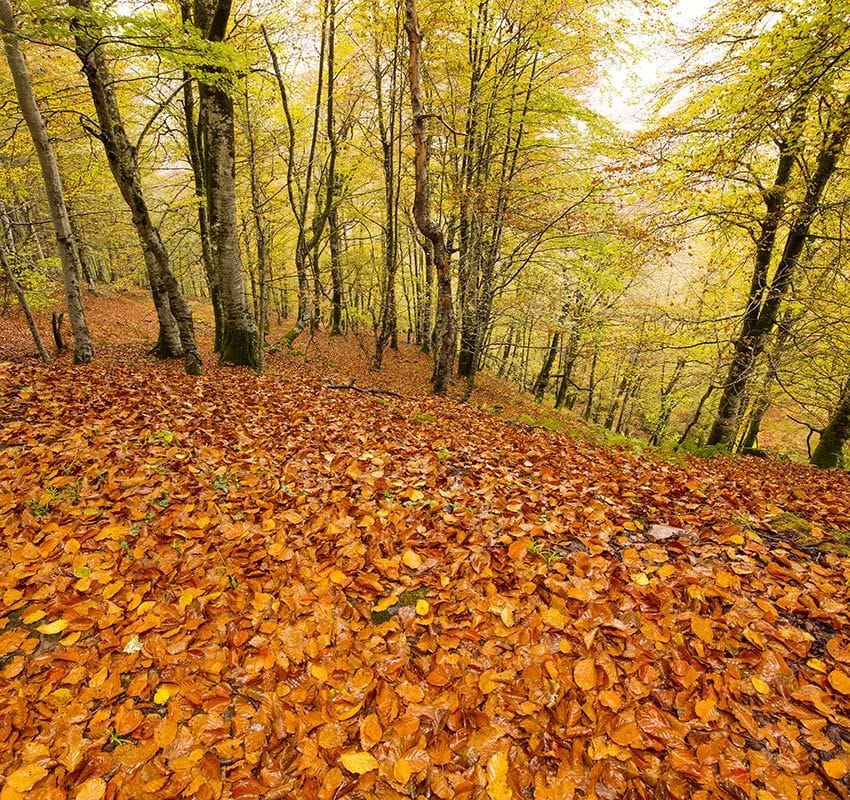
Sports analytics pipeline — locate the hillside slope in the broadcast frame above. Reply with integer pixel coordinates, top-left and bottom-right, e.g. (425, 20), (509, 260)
(1, 293), (849, 799)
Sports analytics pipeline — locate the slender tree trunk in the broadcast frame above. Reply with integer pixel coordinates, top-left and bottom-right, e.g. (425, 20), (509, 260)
(244, 85), (268, 371)
(583, 347), (598, 421)
(195, 0), (257, 368)
(371, 12), (401, 370)
(419, 236), (434, 355)
(0, 234), (49, 362)
(649, 357), (686, 446)
(0, 0), (93, 363)
(181, 2), (221, 352)
(328, 188), (344, 335)
(70, 0), (202, 374)
(533, 330), (560, 402)
(405, 0), (455, 393)
(812, 378), (850, 468)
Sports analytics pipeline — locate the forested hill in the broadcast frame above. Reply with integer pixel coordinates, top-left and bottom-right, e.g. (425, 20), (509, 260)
(1, 293), (849, 799)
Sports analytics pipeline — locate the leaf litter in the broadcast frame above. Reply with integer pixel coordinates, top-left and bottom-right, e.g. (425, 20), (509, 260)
(0, 295), (849, 799)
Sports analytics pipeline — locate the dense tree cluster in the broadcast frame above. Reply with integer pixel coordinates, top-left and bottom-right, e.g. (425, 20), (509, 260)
(2, 0), (850, 465)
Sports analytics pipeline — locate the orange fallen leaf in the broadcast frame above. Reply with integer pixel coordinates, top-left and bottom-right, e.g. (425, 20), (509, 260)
(690, 615), (714, 644)
(3, 764), (48, 793)
(823, 758), (848, 779)
(74, 777), (107, 800)
(574, 658), (596, 691)
(828, 668), (850, 695)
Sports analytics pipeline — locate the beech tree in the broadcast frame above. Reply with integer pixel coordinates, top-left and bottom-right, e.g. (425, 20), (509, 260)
(68, 0), (203, 375)
(0, 0), (93, 364)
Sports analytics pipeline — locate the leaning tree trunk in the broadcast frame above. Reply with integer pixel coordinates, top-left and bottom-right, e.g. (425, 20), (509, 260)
(708, 97), (850, 446)
(405, 0), (455, 394)
(0, 235), (50, 362)
(0, 0), (93, 364)
(195, 0), (258, 368)
(69, 0), (202, 374)
(812, 378), (850, 469)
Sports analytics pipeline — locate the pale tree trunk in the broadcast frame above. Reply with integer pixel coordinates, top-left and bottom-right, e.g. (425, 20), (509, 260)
(69, 0), (202, 374)
(263, 12), (334, 347)
(243, 84), (268, 371)
(405, 0), (455, 394)
(0, 0), (93, 363)
(195, 0), (258, 367)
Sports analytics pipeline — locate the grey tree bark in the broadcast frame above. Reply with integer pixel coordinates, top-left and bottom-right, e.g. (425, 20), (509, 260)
(0, 0), (93, 364)
(69, 0), (202, 374)
(405, 0), (456, 394)
(195, 0), (258, 367)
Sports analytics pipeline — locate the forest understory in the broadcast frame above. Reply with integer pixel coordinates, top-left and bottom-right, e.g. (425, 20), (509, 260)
(1, 292), (850, 800)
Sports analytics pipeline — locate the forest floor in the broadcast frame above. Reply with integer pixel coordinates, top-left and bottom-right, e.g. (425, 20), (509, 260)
(1, 290), (850, 800)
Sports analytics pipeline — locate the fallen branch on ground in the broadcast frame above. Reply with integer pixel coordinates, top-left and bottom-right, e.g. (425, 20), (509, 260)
(326, 381), (402, 398)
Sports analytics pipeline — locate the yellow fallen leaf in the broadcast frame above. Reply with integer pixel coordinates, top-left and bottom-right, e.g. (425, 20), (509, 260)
(22, 609), (46, 625)
(690, 615), (714, 644)
(402, 549), (422, 569)
(574, 658), (597, 691)
(415, 599), (430, 616)
(154, 685), (173, 704)
(823, 758), (848, 779)
(393, 757), (411, 785)
(542, 606), (566, 629)
(37, 619), (69, 635)
(658, 564), (676, 578)
(3, 763), (47, 793)
(828, 669), (850, 695)
(340, 751), (379, 774)
(328, 568), (349, 585)
(372, 594), (398, 613)
(486, 750), (511, 800)
(751, 676), (770, 695)
(310, 663), (329, 682)
(632, 572), (650, 586)
(806, 658), (827, 673)
(135, 600), (155, 616)
(60, 631), (81, 647)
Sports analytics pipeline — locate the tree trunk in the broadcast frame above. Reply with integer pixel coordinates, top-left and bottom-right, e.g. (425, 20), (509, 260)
(70, 0), (202, 374)
(812, 378), (850, 469)
(405, 0), (455, 393)
(328, 190), (344, 335)
(0, 234), (50, 362)
(708, 97), (850, 445)
(195, 0), (258, 368)
(533, 330), (560, 402)
(0, 0), (93, 364)
(181, 1), (222, 352)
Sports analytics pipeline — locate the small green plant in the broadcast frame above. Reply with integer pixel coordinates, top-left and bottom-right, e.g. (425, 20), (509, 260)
(108, 729), (132, 746)
(436, 447), (450, 462)
(411, 412), (436, 425)
(30, 497), (50, 518)
(152, 430), (177, 445)
(528, 538), (568, 565)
